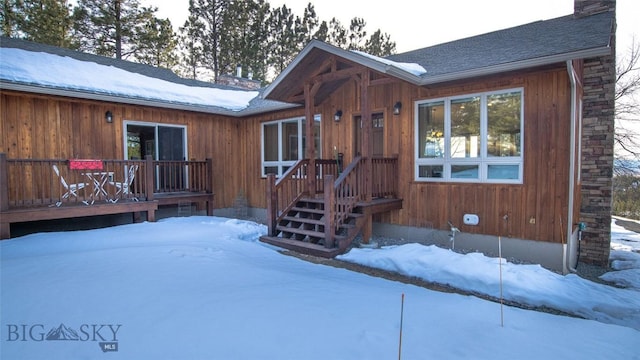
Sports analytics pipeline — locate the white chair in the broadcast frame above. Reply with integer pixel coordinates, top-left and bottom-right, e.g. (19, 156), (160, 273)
(52, 164), (87, 206)
(109, 164), (139, 202)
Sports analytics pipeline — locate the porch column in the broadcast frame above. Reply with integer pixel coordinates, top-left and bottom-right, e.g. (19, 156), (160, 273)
(305, 82), (317, 197)
(360, 70), (373, 244)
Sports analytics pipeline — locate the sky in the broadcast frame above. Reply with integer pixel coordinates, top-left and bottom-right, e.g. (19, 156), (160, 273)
(1, 216), (638, 358)
(145, 0), (637, 56)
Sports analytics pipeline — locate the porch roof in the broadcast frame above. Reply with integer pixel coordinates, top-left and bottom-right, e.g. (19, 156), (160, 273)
(264, 11), (614, 101)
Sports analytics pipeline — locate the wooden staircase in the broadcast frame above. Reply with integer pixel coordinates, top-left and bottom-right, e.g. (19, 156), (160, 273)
(260, 197), (366, 257)
(260, 156), (401, 258)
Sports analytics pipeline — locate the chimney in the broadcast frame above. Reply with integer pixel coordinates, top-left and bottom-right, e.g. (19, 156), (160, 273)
(574, 0), (615, 18)
(236, 65), (242, 78)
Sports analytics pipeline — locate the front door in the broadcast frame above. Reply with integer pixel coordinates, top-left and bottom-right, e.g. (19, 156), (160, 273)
(353, 112), (384, 157)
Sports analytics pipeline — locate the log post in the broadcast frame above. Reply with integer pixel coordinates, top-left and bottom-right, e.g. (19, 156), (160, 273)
(305, 83), (317, 197)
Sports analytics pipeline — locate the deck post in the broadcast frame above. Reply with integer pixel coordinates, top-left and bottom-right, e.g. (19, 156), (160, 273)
(266, 174), (277, 236)
(143, 155), (156, 221)
(324, 175), (335, 248)
(0, 153), (10, 239)
(206, 158), (214, 215)
(0, 153), (8, 213)
(144, 155), (154, 201)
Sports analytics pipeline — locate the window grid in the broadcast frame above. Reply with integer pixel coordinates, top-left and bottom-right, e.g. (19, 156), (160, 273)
(261, 115), (321, 177)
(415, 88), (524, 184)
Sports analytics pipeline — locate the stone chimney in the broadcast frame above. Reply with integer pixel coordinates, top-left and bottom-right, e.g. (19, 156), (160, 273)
(574, 0), (615, 17)
(576, 0), (617, 266)
(216, 74), (261, 90)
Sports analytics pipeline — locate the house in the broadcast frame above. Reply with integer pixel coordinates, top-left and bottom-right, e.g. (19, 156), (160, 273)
(0, 0), (615, 273)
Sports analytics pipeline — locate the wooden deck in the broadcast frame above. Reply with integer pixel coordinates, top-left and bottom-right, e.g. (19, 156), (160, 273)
(0, 154), (214, 239)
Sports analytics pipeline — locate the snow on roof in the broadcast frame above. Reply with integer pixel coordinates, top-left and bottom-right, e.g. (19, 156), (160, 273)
(0, 48), (259, 111)
(352, 50), (427, 76)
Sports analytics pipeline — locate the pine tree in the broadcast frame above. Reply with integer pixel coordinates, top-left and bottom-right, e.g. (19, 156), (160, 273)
(219, 0), (270, 82)
(364, 29), (396, 57)
(299, 3), (319, 43)
(21, 0), (75, 47)
(267, 4), (301, 74)
(72, 0), (157, 59)
(177, 0), (205, 79)
(2, 0), (76, 48)
(347, 17), (366, 51)
(1, 0), (23, 37)
(327, 17), (346, 48)
(189, 0), (230, 81)
(135, 17), (178, 69)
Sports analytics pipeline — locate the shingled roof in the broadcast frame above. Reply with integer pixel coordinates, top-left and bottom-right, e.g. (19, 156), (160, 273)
(264, 10), (614, 101)
(386, 11), (614, 83)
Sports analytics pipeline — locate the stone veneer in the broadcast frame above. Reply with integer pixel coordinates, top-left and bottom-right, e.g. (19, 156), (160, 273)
(576, 0), (616, 265)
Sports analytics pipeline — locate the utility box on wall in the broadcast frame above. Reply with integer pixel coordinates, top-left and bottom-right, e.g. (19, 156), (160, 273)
(463, 214), (479, 226)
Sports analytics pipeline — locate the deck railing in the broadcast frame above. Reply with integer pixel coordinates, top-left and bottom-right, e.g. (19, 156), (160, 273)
(314, 159), (341, 194)
(372, 156), (399, 198)
(0, 153), (212, 209)
(323, 156), (365, 248)
(266, 159), (310, 235)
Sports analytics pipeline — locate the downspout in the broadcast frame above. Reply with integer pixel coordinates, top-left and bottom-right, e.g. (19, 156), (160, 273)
(565, 60), (579, 273)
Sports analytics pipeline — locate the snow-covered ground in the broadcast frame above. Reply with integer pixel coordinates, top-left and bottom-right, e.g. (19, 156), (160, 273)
(1, 217), (639, 359)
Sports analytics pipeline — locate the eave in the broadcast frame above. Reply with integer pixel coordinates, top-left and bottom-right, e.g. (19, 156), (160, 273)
(0, 82), (299, 117)
(264, 40), (612, 103)
(417, 46), (612, 86)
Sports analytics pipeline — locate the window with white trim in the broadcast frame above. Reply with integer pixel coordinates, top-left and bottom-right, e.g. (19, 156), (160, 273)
(261, 115), (321, 177)
(415, 88), (523, 183)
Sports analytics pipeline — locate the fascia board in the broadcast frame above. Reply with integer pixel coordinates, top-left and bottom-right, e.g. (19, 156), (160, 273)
(417, 46), (611, 86)
(0, 82), (298, 117)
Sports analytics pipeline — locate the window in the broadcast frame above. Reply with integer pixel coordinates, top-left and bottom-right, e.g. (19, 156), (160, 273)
(261, 115), (321, 177)
(415, 89), (523, 183)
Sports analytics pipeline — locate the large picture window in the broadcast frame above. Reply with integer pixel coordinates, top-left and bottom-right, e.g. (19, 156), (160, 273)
(415, 89), (523, 183)
(261, 115), (321, 177)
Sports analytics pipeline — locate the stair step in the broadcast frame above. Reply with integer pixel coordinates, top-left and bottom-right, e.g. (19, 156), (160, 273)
(300, 197), (324, 204)
(282, 216), (324, 226)
(276, 226), (324, 239)
(291, 206), (325, 215)
(259, 236), (345, 258)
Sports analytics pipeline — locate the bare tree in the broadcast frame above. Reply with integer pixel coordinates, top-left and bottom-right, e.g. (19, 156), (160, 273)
(615, 37), (640, 174)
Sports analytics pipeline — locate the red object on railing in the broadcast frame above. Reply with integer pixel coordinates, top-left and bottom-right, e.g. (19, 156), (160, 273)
(69, 159), (104, 170)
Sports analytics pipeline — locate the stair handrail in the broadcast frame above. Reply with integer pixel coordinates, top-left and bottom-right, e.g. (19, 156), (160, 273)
(323, 156), (364, 248)
(266, 159), (310, 236)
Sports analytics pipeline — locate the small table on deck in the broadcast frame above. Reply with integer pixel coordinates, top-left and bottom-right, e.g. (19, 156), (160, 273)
(69, 159), (113, 204)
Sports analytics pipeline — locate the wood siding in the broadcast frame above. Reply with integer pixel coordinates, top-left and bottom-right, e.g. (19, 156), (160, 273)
(0, 91), (242, 208)
(244, 64), (574, 244)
